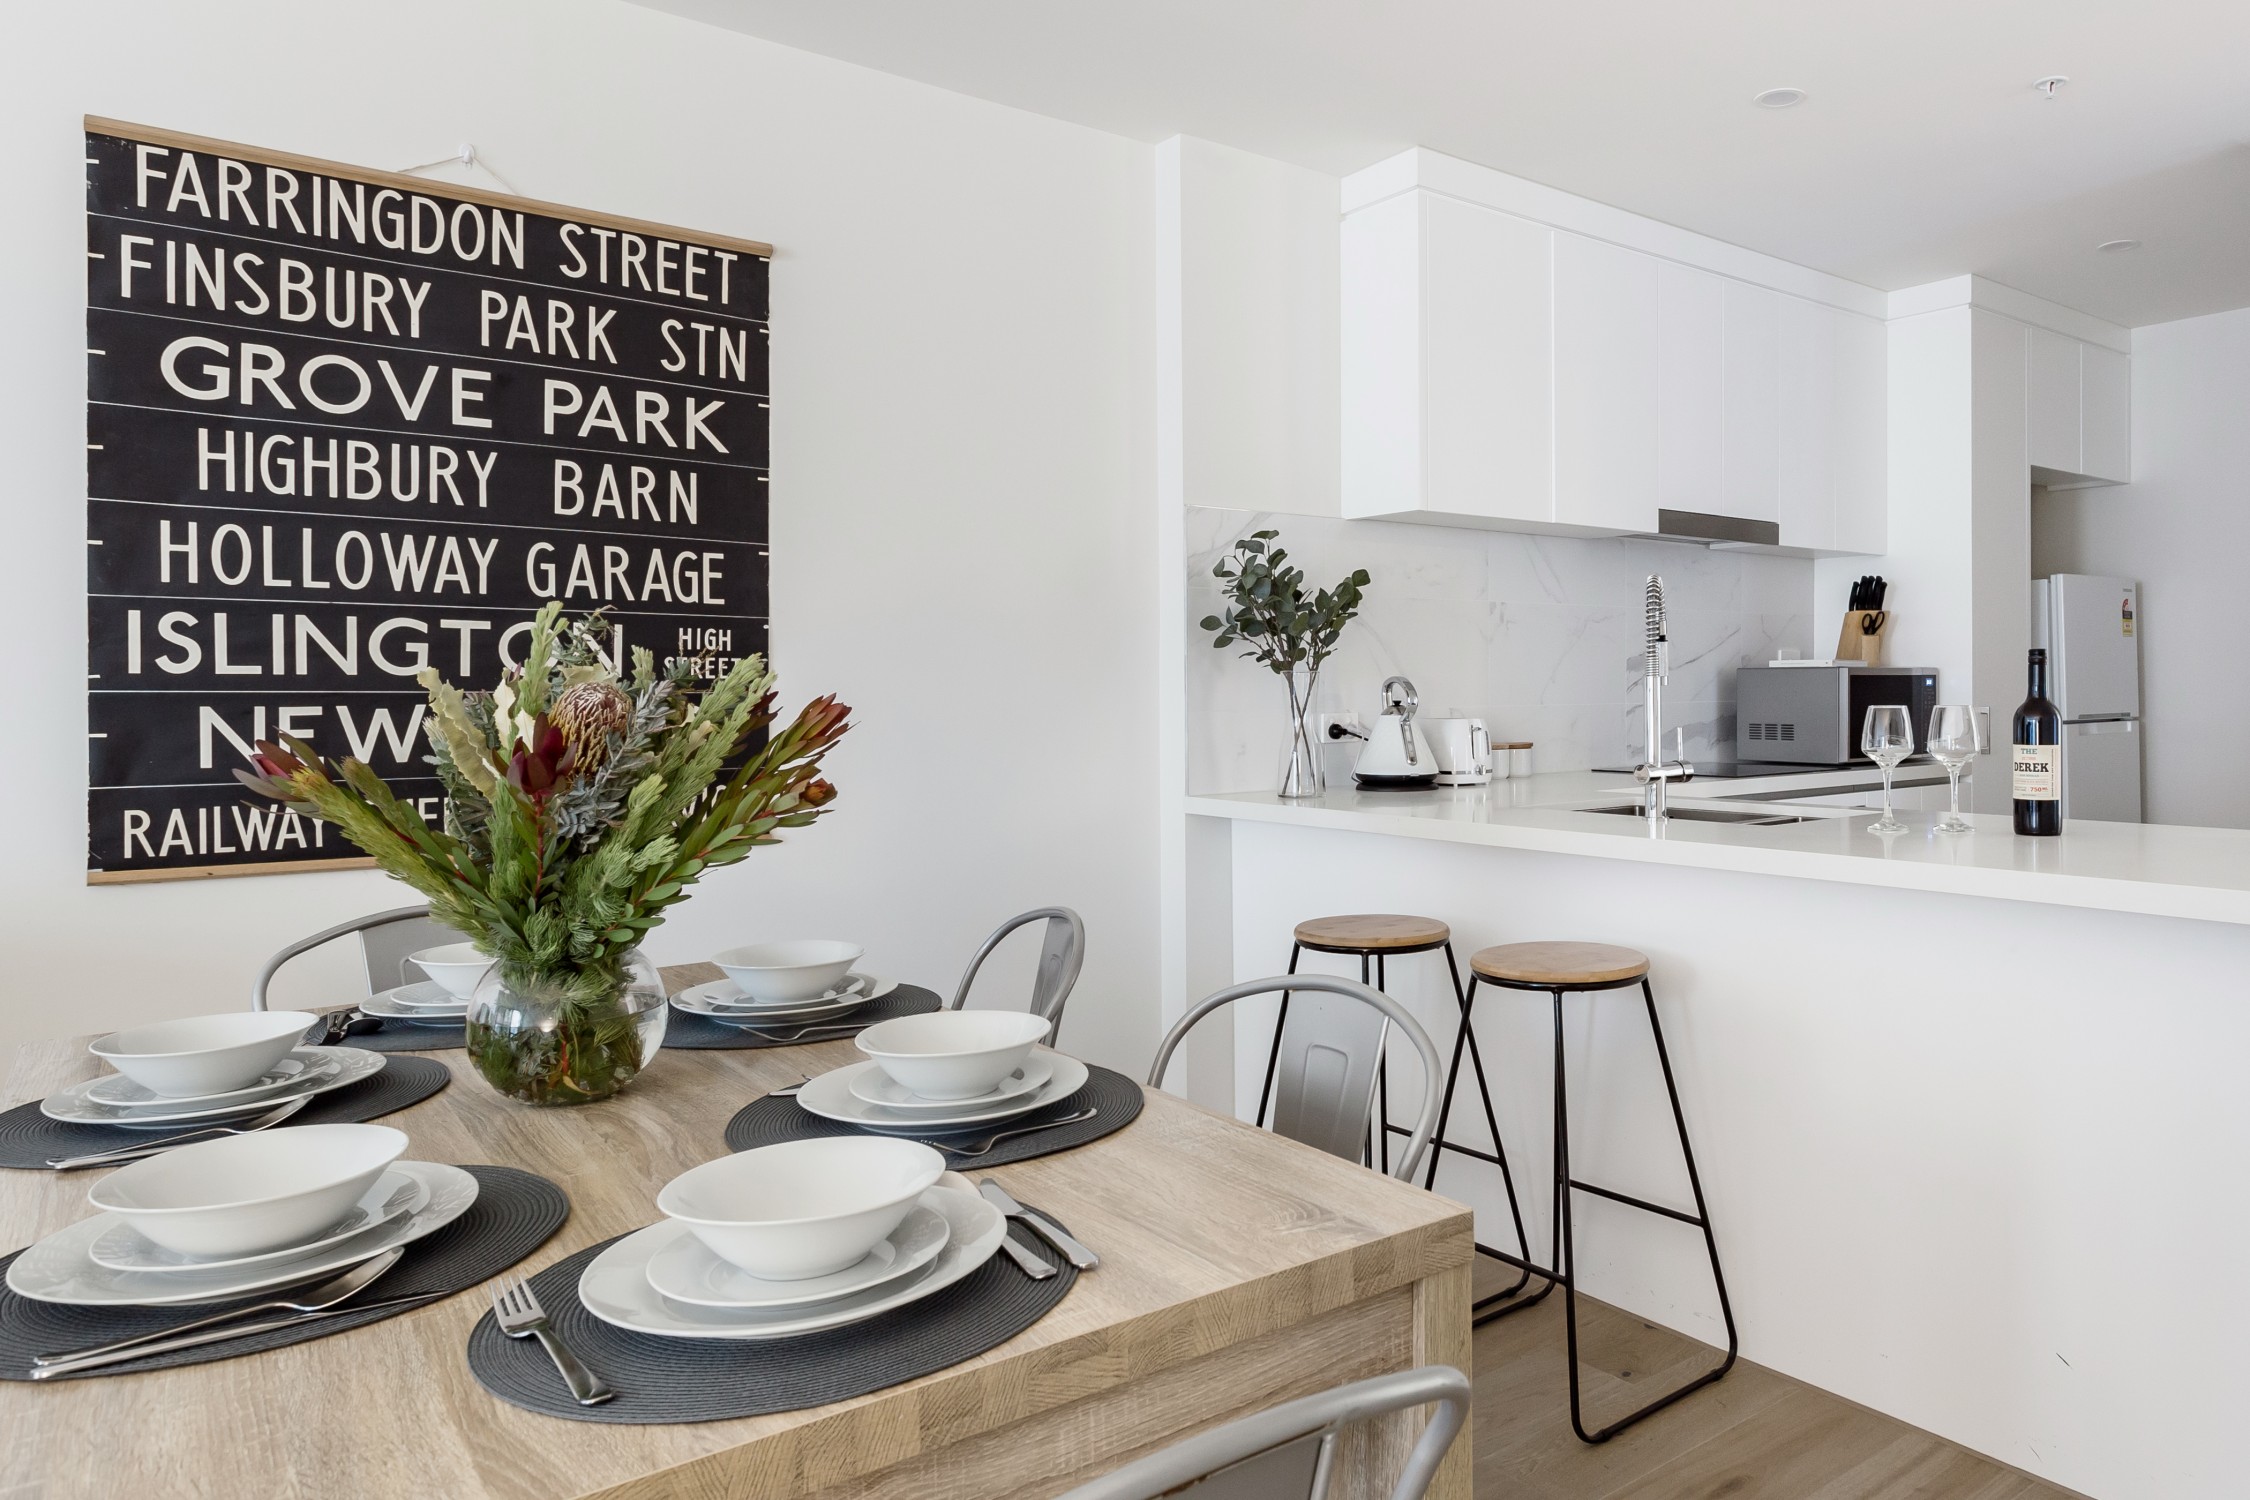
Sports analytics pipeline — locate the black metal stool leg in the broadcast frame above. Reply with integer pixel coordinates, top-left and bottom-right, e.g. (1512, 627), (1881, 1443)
(1254, 944), (1302, 1130)
(1373, 952), (1390, 1174)
(1555, 977), (1738, 1445)
(1423, 960), (1551, 1324)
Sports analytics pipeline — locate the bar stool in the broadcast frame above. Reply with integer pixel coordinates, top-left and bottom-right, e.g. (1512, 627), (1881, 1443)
(1445, 940), (1737, 1444)
(1262, 916), (1540, 1298)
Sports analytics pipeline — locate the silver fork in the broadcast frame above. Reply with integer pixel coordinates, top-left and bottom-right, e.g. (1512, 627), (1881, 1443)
(46, 1095), (311, 1170)
(489, 1273), (614, 1406)
(937, 1107), (1099, 1159)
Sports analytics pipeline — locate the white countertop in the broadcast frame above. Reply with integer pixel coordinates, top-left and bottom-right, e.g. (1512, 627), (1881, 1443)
(1186, 771), (2250, 926)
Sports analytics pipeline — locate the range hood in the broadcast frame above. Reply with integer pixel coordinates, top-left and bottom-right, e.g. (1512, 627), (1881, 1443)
(1627, 509), (1782, 547)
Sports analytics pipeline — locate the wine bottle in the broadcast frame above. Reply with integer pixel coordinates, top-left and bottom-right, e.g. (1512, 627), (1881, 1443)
(2012, 648), (2063, 836)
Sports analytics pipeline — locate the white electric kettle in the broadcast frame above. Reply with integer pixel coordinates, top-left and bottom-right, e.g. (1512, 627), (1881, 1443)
(1339, 676), (1438, 788)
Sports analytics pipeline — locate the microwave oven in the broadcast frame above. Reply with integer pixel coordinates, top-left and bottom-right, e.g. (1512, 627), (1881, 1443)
(1734, 665), (1939, 765)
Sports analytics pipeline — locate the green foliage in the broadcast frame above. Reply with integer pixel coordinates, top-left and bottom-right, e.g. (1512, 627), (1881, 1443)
(238, 601), (851, 987)
(1197, 530), (1371, 676)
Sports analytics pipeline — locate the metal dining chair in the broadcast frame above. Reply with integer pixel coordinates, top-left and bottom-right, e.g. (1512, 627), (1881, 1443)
(1053, 1364), (1470, 1500)
(1147, 976), (1446, 1181)
(249, 904), (466, 1011)
(947, 907), (1085, 1027)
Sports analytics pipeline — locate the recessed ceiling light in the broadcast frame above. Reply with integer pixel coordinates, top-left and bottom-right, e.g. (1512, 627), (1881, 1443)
(2096, 239), (2142, 253)
(2033, 75), (2070, 98)
(1754, 87), (1807, 109)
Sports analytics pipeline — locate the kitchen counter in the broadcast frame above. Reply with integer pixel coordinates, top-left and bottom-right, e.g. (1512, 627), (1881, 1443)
(1187, 771), (2250, 926)
(1176, 770), (2250, 1498)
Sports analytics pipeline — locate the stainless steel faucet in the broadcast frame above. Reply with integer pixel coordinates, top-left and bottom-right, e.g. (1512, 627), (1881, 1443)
(1634, 575), (1694, 818)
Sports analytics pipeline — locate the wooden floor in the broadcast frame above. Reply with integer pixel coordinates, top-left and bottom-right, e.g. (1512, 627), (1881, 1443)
(1467, 1262), (2085, 1500)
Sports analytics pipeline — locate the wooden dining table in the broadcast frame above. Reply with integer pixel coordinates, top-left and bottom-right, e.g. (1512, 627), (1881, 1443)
(0, 963), (1473, 1499)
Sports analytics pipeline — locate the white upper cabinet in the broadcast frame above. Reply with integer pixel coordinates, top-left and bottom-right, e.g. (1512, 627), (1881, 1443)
(2079, 342), (2131, 483)
(2024, 323), (2132, 485)
(1340, 154), (1889, 550)
(2026, 325), (2083, 474)
(1778, 298), (1887, 553)
(1553, 233), (1659, 533)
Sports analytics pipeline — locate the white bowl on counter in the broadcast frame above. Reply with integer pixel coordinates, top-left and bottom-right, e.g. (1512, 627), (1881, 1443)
(656, 1137), (945, 1280)
(408, 943), (496, 1001)
(710, 941), (864, 1004)
(88, 1011), (319, 1098)
(86, 1124), (409, 1258)
(854, 1010), (1052, 1101)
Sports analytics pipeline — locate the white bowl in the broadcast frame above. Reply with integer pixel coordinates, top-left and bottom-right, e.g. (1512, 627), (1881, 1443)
(855, 1011), (1053, 1101)
(88, 1011), (320, 1099)
(409, 942), (496, 1001)
(656, 1137), (945, 1281)
(86, 1124), (409, 1258)
(711, 941), (865, 1004)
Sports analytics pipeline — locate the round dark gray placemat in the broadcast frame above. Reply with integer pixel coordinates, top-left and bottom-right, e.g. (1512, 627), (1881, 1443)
(0, 1055), (452, 1171)
(0, 1165), (567, 1380)
(465, 1211), (1078, 1423)
(723, 1065), (1142, 1169)
(663, 983), (941, 1050)
(303, 1009), (464, 1052)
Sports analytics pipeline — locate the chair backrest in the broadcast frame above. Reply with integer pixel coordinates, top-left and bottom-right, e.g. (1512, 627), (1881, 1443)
(1053, 1365), (1470, 1500)
(1146, 976), (1444, 1181)
(948, 907), (1085, 1028)
(250, 905), (467, 1010)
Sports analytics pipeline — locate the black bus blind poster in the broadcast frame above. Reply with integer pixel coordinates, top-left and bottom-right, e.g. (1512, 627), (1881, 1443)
(84, 119), (771, 881)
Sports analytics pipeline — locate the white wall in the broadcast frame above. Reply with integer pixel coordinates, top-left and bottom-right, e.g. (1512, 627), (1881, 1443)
(2036, 306), (2250, 827)
(0, 0), (1160, 1070)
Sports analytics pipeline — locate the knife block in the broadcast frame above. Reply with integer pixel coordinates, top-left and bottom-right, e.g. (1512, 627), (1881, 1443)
(1835, 611), (1887, 665)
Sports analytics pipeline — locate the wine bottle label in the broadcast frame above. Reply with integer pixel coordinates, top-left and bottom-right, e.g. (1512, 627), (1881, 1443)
(2012, 744), (2059, 802)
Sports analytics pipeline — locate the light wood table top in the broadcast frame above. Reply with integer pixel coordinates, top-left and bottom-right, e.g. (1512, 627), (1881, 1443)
(1, 965), (1473, 1500)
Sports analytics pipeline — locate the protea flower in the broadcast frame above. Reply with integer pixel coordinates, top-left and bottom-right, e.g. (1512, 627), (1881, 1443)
(504, 715), (577, 800)
(550, 680), (634, 769)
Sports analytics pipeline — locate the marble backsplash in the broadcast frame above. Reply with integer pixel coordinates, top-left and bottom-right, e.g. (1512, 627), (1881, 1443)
(1186, 508), (1816, 793)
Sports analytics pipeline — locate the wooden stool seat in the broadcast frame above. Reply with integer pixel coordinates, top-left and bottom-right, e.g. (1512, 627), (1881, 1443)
(1293, 914), (1451, 953)
(1470, 941), (1650, 987)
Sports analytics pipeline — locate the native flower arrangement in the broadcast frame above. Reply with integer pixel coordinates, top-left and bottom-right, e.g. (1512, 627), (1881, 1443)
(1199, 529), (1370, 797)
(237, 601), (851, 1104)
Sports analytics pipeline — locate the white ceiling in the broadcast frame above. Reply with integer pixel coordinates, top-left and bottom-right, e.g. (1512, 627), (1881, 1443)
(631, 0), (2250, 329)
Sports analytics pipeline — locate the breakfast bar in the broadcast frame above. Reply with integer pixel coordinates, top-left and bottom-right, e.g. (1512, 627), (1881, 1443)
(1183, 781), (2250, 1498)
(0, 967), (1472, 1500)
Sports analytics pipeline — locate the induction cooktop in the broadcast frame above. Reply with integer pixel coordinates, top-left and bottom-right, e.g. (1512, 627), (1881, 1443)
(1592, 759), (1854, 779)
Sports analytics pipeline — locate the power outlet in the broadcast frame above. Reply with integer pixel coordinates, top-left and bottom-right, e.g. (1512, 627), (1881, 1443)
(1318, 711), (1366, 741)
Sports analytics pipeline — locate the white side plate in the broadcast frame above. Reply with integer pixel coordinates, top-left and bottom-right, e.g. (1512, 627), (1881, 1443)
(643, 1201), (950, 1309)
(86, 1168), (431, 1273)
(848, 1055), (1054, 1113)
(578, 1177), (1004, 1339)
(84, 1053), (338, 1110)
(6, 1161), (478, 1306)
(41, 1047), (387, 1127)
(798, 1052), (1088, 1133)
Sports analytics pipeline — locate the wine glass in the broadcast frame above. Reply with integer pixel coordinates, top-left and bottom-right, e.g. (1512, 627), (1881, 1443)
(1926, 705), (1989, 833)
(1861, 705), (1914, 833)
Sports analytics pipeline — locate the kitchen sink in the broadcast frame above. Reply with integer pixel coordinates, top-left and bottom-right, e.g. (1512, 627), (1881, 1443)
(1574, 803), (1814, 826)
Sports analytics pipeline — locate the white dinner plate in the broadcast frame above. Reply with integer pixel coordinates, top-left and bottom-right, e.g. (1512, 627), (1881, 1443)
(578, 1176), (1003, 1340)
(86, 1167), (432, 1273)
(848, 1054), (1054, 1113)
(40, 1047), (387, 1128)
(643, 1202), (951, 1310)
(798, 1051), (1089, 1133)
(83, 1052), (339, 1110)
(6, 1161), (478, 1306)
(385, 980), (471, 1010)
(670, 973), (897, 1023)
(362, 984), (469, 1023)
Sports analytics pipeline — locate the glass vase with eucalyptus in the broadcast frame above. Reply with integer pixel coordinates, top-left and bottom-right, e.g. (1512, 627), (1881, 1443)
(1199, 530), (1371, 800)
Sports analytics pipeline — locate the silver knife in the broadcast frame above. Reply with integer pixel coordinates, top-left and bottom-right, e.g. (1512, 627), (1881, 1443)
(994, 1225), (1057, 1280)
(28, 1291), (449, 1379)
(978, 1180), (1099, 1270)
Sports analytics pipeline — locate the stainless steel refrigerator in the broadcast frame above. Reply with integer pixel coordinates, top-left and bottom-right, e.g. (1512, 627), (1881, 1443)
(2032, 574), (2143, 822)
